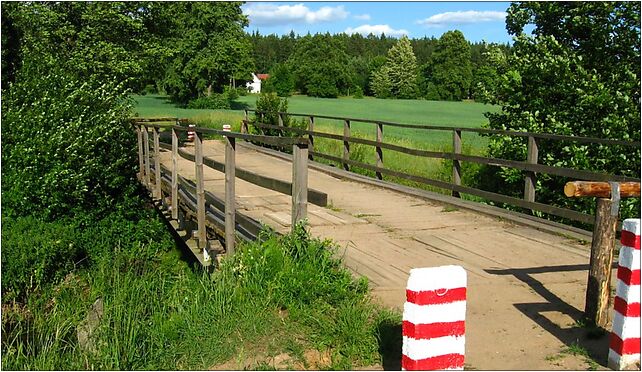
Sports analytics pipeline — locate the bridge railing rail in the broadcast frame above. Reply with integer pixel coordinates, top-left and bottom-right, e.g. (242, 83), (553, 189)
(132, 118), (313, 259)
(243, 109), (640, 226)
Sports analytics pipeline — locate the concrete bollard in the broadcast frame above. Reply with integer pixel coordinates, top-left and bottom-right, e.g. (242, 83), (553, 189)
(402, 265), (467, 370)
(608, 218), (641, 370)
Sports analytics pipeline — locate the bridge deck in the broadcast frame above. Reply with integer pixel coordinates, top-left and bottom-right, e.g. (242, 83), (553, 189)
(159, 139), (611, 370)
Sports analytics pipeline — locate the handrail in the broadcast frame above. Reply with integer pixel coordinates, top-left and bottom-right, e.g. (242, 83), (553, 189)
(245, 109), (640, 148)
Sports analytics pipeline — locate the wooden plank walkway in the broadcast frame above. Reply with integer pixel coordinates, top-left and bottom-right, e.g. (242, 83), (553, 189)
(158, 140), (611, 370)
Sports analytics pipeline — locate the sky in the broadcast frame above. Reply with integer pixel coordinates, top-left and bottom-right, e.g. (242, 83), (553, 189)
(242, 2), (517, 44)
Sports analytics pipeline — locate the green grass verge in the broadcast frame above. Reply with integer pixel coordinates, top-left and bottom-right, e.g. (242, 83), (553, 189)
(2, 208), (399, 370)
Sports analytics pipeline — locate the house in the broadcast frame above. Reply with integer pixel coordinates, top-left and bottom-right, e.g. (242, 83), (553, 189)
(246, 73), (270, 94)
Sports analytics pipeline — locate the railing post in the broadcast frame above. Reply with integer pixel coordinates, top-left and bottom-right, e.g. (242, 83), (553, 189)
(171, 126), (179, 220)
(292, 142), (309, 228)
(153, 126), (162, 200)
(143, 125), (151, 188)
(524, 136), (538, 203)
(452, 129), (462, 198)
(225, 136), (236, 256)
(242, 109), (249, 134)
(343, 119), (350, 171)
(194, 130), (209, 263)
(308, 116), (315, 161)
(376, 122), (384, 180)
(136, 125), (144, 181)
(585, 184), (620, 328)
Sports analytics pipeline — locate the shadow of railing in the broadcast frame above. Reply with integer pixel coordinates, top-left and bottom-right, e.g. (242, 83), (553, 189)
(486, 264), (611, 367)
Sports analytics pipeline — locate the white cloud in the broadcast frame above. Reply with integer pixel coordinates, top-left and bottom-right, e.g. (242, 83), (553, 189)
(354, 14), (371, 21)
(344, 24), (409, 37)
(243, 3), (349, 26)
(417, 10), (506, 27)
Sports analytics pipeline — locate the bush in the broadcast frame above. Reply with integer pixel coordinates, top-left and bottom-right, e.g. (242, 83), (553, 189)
(353, 86), (364, 99)
(186, 93), (231, 109)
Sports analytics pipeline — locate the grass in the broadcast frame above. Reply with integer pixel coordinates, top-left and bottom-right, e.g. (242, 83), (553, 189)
(2, 208), (399, 370)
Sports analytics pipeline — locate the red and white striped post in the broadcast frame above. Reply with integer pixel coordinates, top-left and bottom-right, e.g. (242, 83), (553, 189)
(187, 124), (196, 142)
(223, 124), (231, 132)
(608, 218), (641, 370)
(402, 265), (467, 370)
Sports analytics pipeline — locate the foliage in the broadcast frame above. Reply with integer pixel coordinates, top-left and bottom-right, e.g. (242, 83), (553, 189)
(471, 44), (509, 103)
(353, 86), (364, 99)
(160, 2), (255, 104)
(481, 2), (641, 221)
(288, 33), (354, 98)
(186, 93), (231, 110)
(264, 62), (295, 97)
(371, 36), (419, 99)
(425, 30), (473, 101)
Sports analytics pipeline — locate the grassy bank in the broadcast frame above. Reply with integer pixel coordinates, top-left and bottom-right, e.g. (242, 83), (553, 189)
(2, 204), (399, 370)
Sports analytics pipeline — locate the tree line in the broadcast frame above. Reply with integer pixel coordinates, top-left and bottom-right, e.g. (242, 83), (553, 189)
(250, 30), (511, 101)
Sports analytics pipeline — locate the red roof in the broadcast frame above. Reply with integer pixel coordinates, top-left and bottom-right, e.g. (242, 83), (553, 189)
(256, 73), (270, 80)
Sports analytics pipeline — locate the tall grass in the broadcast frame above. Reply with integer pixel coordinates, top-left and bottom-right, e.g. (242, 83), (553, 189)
(2, 211), (399, 370)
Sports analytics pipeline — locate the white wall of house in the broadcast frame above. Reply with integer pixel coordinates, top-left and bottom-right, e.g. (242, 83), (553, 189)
(246, 73), (262, 93)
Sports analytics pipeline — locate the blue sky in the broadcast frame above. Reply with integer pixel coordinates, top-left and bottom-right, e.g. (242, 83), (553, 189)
(242, 2), (516, 44)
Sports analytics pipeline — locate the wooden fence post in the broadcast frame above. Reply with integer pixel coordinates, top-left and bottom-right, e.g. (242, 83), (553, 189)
(194, 130), (209, 262)
(308, 116), (315, 161)
(292, 143), (309, 228)
(376, 122), (384, 180)
(524, 136), (539, 203)
(278, 112), (284, 127)
(343, 119), (351, 171)
(136, 125), (144, 181)
(153, 126), (162, 200)
(225, 136), (236, 256)
(242, 110), (249, 134)
(585, 186), (620, 327)
(452, 129), (462, 198)
(143, 125), (151, 188)
(171, 126), (179, 220)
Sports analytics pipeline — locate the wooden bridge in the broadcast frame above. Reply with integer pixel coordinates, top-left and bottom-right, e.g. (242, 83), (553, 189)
(133, 113), (639, 370)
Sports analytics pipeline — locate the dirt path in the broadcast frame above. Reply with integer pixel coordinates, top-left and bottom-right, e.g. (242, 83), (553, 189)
(159, 140), (612, 370)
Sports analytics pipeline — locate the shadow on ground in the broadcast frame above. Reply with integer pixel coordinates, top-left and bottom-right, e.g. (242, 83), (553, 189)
(376, 317), (402, 370)
(486, 264), (611, 367)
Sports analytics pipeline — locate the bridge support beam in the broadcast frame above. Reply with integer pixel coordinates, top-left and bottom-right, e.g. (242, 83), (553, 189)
(225, 136), (236, 256)
(153, 126), (162, 200)
(171, 127), (179, 220)
(136, 125), (144, 181)
(292, 143), (308, 228)
(194, 130), (210, 263)
(143, 126), (151, 188)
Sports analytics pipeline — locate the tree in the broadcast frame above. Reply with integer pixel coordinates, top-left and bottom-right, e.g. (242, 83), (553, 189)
(264, 62), (295, 97)
(370, 36), (419, 99)
(471, 43), (508, 103)
(288, 33), (354, 98)
(425, 30), (472, 101)
(482, 1), (641, 221)
(161, 2), (254, 104)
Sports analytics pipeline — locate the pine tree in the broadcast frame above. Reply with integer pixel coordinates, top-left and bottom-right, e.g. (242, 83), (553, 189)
(370, 36), (419, 99)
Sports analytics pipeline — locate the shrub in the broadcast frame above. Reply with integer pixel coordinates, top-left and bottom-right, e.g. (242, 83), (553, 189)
(353, 86), (364, 99)
(186, 93), (231, 110)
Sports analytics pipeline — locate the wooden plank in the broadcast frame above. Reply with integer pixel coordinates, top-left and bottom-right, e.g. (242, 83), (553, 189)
(308, 116), (315, 161)
(343, 119), (350, 171)
(584, 197), (618, 327)
(171, 127), (178, 220)
(524, 136), (538, 203)
(153, 126), (162, 199)
(225, 136), (236, 256)
(136, 125), (144, 180)
(452, 129), (462, 198)
(376, 122), (383, 180)
(171, 125), (308, 146)
(194, 131), (208, 260)
(564, 181), (641, 198)
(292, 143), (309, 227)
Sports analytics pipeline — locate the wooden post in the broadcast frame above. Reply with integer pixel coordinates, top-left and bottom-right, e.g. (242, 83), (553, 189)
(308, 116), (315, 161)
(194, 130), (209, 261)
(376, 122), (384, 180)
(292, 143), (309, 228)
(343, 119), (351, 171)
(225, 136), (236, 256)
(278, 112), (284, 127)
(143, 126), (151, 188)
(136, 125), (144, 181)
(171, 127), (179, 220)
(242, 110), (249, 134)
(564, 181), (641, 198)
(153, 126), (162, 199)
(584, 195), (619, 327)
(524, 136), (538, 203)
(452, 129), (462, 198)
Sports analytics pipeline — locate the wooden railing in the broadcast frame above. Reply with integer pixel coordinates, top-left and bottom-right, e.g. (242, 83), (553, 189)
(133, 118), (319, 261)
(243, 109), (640, 225)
